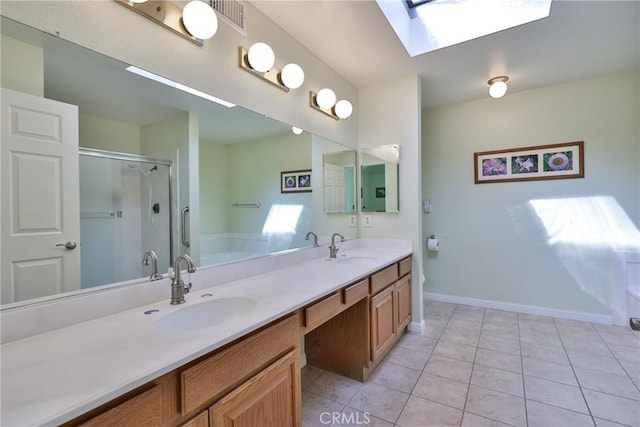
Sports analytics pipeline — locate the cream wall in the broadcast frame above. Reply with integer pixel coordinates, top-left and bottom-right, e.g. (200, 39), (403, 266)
(199, 142), (230, 235)
(422, 71), (640, 318)
(0, 35), (43, 96)
(79, 114), (141, 154)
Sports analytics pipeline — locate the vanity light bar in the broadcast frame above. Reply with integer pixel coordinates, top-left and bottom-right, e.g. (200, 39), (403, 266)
(125, 66), (236, 108)
(239, 46), (289, 92)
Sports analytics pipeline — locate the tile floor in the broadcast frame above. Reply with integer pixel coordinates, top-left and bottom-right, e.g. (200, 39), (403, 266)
(301, 300), (640, 427)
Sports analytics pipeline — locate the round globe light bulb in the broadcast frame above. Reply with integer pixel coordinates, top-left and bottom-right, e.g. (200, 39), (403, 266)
(292, 126), (303, 135)
(183, 1), (218, 40)
(316, 88), (336, 109)
(334, 99), (353, 119)
(247, 42), (275, 73)
(281, 64), (305, 89)
(489, 80), (508, 99)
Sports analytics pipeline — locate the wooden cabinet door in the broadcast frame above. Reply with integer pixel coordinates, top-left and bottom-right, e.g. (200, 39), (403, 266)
(209, 350), (301, 427)
(395, 275), (411, 331)
(181, 410), (209, 427)
(370, 285), (396, 362)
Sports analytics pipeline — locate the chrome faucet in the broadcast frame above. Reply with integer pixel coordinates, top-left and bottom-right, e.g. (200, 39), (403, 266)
(142, 250), (162, 281)
(329, 233), (345, 258)
(170, 254), (197, 305)
(305, 231), (319, 247)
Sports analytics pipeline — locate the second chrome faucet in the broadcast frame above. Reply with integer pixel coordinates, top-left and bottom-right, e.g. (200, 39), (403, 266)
(170, 254), (197, 305)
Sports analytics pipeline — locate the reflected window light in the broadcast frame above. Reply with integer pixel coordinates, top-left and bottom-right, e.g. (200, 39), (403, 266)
(262, 204), (304, 234)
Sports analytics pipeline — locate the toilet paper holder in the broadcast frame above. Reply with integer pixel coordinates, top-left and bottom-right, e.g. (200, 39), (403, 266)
(427, 234), (435, 240)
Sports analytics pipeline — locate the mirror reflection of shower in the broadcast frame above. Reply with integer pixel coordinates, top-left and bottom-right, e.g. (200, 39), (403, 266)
(79, 150), (173, 289)
(128, 163), (158, 224)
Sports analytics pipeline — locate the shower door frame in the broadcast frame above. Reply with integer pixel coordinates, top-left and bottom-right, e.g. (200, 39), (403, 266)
(79, 148), (175, 280)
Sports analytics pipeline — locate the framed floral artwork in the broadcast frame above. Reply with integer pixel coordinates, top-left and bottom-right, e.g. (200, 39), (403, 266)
(474, 141), (584, 184)
(281, 169), (312, 193)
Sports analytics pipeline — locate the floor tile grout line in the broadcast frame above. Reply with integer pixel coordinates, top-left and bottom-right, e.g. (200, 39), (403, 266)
(551, 316), (597, 426)
(591, 319), (640, 394)
(388, 300), (451, 425)
(516, 312), (530, 427)
(458, 304), (484, 426)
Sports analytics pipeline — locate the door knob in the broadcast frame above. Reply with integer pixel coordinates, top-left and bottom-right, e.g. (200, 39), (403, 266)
(56, 241), (77, 250)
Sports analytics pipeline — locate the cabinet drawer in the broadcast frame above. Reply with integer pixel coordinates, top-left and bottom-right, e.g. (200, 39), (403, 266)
(305, 292), (342, 332)
(78, 385), (161, 426)
(370, 264), (399, 295)
(342, 278), (368, 307)
(180, 314), (299, 415)
(399, 256), (411, 277)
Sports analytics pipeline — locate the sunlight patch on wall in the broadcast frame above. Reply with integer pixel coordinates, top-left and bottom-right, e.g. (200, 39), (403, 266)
(529, 196), (639, 310)
(262, 204), (304, 235)
(529, 196), (639, 250)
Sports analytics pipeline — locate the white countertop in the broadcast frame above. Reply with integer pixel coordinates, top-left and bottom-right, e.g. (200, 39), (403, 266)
(1, 241), (411, 426)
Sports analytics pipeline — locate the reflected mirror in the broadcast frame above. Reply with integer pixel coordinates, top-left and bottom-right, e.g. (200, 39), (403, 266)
(1, 17), (356, 307)
(360, 145), (400, 213)
(322, 151), (356, 213)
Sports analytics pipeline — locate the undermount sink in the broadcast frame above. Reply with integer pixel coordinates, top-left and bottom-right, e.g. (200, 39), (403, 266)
(154, 297), (257, 332)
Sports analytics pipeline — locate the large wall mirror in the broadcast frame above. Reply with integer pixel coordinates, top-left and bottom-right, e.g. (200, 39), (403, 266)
(0, 17), (356, 307)
(360, 144), (400, 213)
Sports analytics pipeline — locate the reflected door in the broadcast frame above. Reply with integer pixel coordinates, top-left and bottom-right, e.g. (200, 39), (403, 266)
(1, 88), (81, 304)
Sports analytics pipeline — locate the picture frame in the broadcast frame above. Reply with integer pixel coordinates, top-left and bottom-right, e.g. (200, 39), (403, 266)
(474, 141), (584, 184)
(281, 169), (312, 193)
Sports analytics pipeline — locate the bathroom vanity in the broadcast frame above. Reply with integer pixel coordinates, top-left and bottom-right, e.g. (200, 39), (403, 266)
(1, 240), (412, 426)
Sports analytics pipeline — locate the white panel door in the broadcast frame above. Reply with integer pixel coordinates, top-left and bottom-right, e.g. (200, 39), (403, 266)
(1, 88), (80, 304)
(323, 163), (346, 213)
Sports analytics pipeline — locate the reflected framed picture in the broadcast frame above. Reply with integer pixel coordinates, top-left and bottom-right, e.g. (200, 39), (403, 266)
(474, 141), (584, 184)
(281, 169), (312, 193)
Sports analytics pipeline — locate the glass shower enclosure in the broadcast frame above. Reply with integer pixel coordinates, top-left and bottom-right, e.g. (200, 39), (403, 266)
(79, 149), (173, 288)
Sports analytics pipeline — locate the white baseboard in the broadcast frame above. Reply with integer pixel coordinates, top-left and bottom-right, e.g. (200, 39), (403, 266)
(407, 320), (425, 333)
(424, 292), (613, 325)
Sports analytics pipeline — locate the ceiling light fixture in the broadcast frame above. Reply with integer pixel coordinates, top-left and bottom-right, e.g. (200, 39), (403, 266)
(310, 90), (353, 120)
(239, 44), (305, 92)
(115, 0), (218, 46)
(316, 88), (336, 109)
(488, 76), (509, 99)
(280, 64), (305, 90)
(247, 42), (275, 73)
(182, 0), (218, 40)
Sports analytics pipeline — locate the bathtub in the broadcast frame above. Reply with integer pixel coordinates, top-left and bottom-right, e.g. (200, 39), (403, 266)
(200, 233), (268, 267)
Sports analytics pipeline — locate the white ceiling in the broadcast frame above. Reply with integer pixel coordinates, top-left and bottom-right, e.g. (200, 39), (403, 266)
(253, 0), (640, 108)
(2, 1), (637, 142)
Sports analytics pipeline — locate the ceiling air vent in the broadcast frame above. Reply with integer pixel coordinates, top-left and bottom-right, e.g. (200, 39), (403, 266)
(211, 0), (247, 35)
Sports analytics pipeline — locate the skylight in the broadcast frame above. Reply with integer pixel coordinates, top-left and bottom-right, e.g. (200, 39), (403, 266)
(377, 0), (552, 57)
